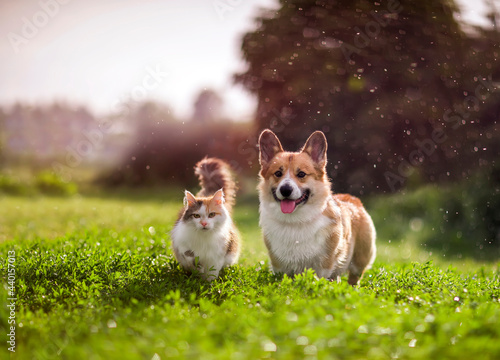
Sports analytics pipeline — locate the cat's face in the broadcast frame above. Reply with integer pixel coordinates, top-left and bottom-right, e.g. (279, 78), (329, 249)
(182, 189), (227, 231)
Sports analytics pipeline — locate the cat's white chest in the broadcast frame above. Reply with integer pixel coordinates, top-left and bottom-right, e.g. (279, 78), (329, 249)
(171, 222), (227, 268)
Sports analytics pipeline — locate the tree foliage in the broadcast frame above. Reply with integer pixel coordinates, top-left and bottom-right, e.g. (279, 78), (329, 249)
(236, 0), (500, 194)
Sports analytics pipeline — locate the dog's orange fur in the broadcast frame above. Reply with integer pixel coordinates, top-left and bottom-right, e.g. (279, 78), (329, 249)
(258, 130), (376, 284)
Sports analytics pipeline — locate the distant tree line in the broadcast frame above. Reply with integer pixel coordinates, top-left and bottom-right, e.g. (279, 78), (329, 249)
(0, 102), (130, 177)
(0, 90), (253, 187)
(97, 101), (256, 188)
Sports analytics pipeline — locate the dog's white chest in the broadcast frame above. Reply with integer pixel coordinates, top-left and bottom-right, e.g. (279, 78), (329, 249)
(260, 208), (334, 272)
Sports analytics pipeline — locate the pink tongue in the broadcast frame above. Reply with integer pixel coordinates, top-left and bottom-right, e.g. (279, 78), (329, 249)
(280, 200), (296, 214)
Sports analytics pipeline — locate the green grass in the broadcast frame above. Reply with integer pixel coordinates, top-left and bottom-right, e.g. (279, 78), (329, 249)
(1, 189), (499, 359)
(367, 183), (500, 268)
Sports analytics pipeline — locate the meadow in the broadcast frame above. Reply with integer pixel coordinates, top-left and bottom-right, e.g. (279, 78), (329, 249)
(1, 187), (499, 360)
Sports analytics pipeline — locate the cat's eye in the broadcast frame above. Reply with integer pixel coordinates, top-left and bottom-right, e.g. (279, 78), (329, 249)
(297, 171), (306, 178)
(208, 212), (216, 218)
(192, 214), (201, 218)
(274, 170), (283, 177)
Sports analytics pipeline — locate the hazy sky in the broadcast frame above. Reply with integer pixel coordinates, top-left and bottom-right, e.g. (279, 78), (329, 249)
(0, 0), (494, 120)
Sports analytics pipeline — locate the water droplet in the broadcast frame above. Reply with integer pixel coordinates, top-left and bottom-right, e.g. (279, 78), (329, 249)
(296, 336), (308, 345)
(358, 325), (369, 334)
(107, 319), (117, 328)
(262, 340), (277, 352)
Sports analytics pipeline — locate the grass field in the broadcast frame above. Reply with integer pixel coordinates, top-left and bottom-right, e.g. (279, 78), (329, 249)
(1, 189), (499, 359)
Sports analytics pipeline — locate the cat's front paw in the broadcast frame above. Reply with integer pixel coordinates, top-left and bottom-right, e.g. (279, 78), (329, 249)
(204, 272), (219, 282)
(202, 266), (221, 282)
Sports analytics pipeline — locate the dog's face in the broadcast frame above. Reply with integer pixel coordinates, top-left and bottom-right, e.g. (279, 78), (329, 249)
(258, 130), (331, 216)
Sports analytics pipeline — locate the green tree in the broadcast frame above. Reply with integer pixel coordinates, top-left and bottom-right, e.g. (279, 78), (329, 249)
(236, 0), (497, 194)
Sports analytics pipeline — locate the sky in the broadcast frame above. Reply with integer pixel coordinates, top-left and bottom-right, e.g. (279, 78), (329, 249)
(0, 0), (495, 121)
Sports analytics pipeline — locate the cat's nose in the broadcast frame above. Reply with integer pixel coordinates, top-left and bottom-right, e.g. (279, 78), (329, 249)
(201, 221), (208, 227)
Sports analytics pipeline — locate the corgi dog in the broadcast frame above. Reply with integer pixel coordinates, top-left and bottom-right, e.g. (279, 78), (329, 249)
(171, 158), (240, 281)
(258, 130), (376, 285)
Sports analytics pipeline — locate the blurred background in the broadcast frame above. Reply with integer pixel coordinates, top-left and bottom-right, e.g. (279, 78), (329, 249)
(0, 0), (499, 261)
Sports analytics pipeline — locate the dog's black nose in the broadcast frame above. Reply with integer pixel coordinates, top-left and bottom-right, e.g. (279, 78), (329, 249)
(279, 184), (293, 198)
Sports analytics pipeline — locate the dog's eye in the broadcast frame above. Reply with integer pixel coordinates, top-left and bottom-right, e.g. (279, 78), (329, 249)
(274, 170), (283, 178)
(297, 171), (306, 178)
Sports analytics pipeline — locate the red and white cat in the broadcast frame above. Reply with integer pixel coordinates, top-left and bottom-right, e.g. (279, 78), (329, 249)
(171, 158), (240, 281)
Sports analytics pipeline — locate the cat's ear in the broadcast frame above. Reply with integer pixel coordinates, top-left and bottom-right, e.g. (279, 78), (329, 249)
(211, 189), (225, 206)
(183, 190), (197, 207)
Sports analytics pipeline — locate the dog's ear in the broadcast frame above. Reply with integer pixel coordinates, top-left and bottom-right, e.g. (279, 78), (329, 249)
(301, 131), (328, 168)
(259, 129), (283, 167)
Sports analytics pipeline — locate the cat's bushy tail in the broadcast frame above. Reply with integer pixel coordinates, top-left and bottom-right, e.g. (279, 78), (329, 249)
(194, 157), (237, 211)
